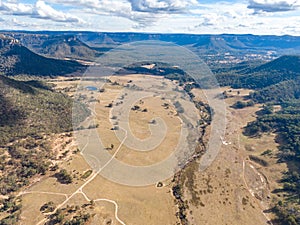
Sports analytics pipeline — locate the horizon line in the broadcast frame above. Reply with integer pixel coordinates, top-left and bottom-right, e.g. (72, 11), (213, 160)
(1, 30), (300, 38)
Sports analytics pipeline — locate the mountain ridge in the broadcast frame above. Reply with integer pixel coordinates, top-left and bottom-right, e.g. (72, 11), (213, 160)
(3, 31), (300, 53)
(0, 34), (86, 76)
(32, 35), (101, 60)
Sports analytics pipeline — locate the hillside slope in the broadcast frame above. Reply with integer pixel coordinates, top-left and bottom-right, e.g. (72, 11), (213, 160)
(0, 75), (89, 144)
(217, 55), (300, 89)
(252, 55), (300, 74)
(0, 35), (86, 76)
(37, 35), (101, 60)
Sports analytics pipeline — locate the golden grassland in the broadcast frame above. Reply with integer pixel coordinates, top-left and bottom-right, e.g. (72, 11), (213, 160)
(19, 75), (181, 225)
(177, 87), (287, 225)
(17, 78), (289, 225)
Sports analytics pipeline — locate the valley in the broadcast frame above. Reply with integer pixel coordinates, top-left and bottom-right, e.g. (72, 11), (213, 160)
(17, 75), (192, 225)
(0, 31), (299, 225)
(8, 75), (289, 225)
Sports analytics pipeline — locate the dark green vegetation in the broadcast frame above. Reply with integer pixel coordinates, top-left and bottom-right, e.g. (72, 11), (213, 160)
(217, 55), (300, 96)
(40, 201), (55, 213)
(224, 55), (300, 224)
(0, 35), (85, 76)
(0, 76), (89, 144)
(231, 100), (254, 109)
(81, 170), (93, 179)
(54, 169), (73, 184)
(0, 136), (53, 195)
(249, 78), (300, 103)
(45, 204), (94, 225)
(236, 56), (300, 89)
(122, 62), (184, 75)
(0, 196), (22, 225)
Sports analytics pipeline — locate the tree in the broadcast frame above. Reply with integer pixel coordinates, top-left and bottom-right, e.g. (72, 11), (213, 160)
(55, 169), (73, 184)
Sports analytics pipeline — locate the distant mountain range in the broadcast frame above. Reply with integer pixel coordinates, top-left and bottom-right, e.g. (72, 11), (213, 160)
(0, 34), (86, 76)
(0, 31), (299, 67)
(0, 31), (299, 88)
(3, 31), (300, 54)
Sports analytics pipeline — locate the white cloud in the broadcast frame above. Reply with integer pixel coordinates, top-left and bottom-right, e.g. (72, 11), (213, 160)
(82, 4), (162, 28)
(248, 0), (300, 12)
(128, 0), (197, 12)
(184, 2), (300, 35)
(33, 0), (80, 22)
(0, 0), (299, 35)
(45, 0), (195, 27)
(0, 0), (81, 23)
(0, 2), (33, 15)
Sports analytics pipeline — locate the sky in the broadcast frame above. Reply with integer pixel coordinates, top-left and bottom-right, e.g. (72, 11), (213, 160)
(0, 0), (299, 35)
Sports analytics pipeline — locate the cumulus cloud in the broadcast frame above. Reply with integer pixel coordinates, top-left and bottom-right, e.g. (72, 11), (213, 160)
(248, 0), (300, 12)
(128, 0), (197, 13)
(33, 1), (80, 22)
(46, 0), (101, 9)
(0, 0), (81, 22)
(49, 0), (197, 13)
(0, 2), (33, 15)
(46, 0), (197, 27)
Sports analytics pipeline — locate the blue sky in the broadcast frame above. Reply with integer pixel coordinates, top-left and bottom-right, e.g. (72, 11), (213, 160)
(0, 0), (299, 35)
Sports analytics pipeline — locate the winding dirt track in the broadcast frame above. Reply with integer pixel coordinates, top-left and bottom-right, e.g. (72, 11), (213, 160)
(33, 126), (128, 225)
(239, 133), (273, 225)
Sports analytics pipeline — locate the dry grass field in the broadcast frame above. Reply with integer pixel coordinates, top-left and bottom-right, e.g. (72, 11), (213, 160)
(177, 88), (287, 225)
(17, 77), (288, 225)
(93, 76), (182, 166)
(19, 75), (184, 225)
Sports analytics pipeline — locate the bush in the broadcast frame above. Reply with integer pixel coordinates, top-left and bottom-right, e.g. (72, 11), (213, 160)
(55, 169), (73, 184)
(231, 100), (254, 109)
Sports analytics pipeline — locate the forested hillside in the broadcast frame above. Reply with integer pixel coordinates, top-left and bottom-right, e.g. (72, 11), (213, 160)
(0, 35), (86, 76)
(36, 35), (102, 60)
(0, 75), (89, 144)
(217, 55), (300, 89)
